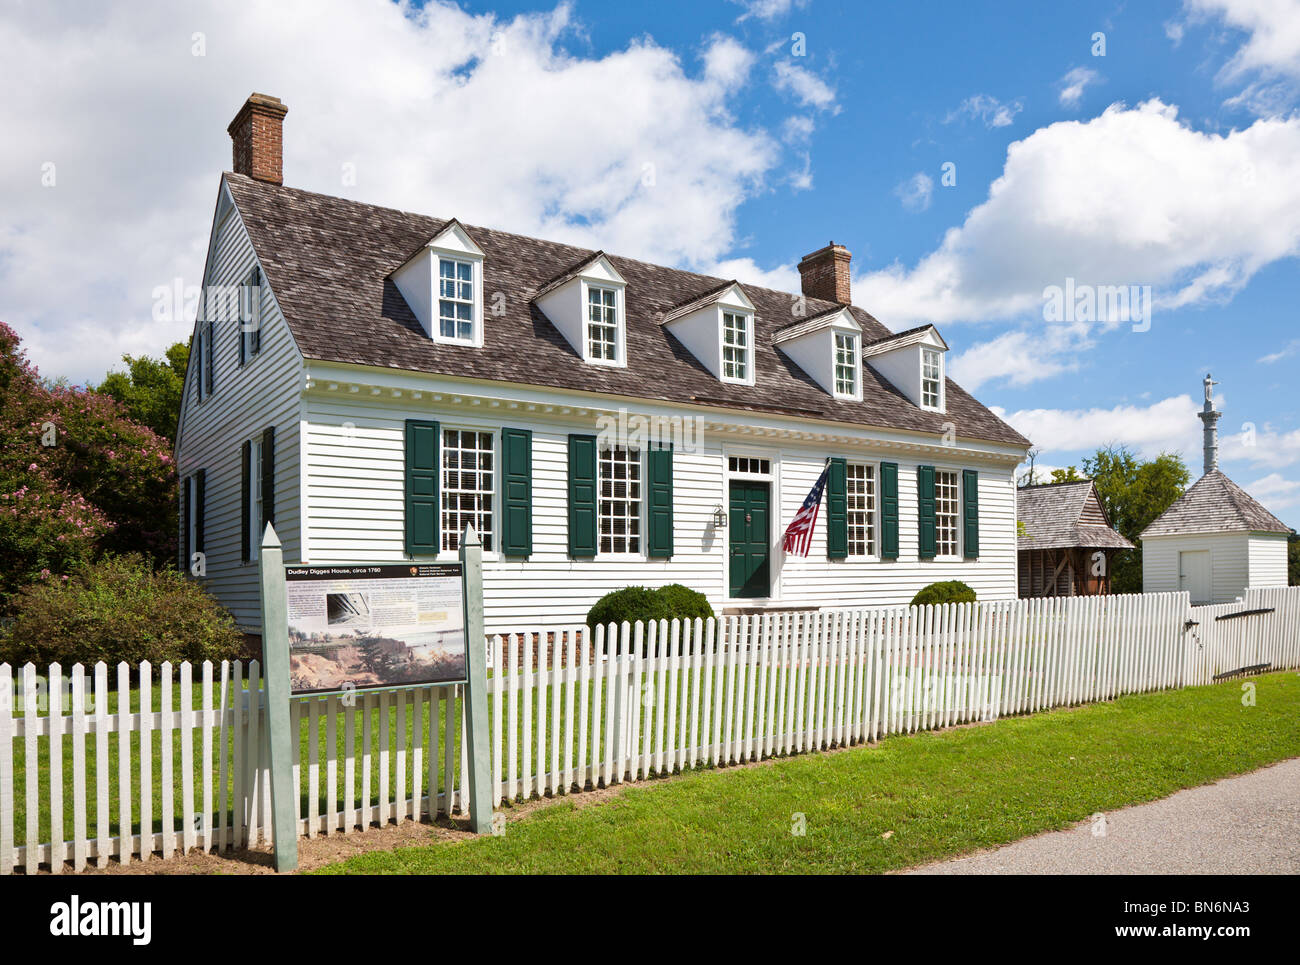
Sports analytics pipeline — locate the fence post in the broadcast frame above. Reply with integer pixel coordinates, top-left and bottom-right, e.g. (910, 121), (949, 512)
(460, 524), (493, 834)
(258, 523), (298, 872)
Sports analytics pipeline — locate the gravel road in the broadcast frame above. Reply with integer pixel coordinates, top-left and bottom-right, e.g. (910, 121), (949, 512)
(907, 757), (1300, 874)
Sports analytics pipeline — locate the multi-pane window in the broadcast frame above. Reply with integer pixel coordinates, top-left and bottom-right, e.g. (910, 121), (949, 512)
(922, 348), (942, 409)
(442, 430), (494, 552)
(935, 469), (959, 557)
(587, 286), (618, 361)
(847, 463), (876, 556)
(438, 257), (474, 341)
(599, 446), (641, 553)
(834, 333), (858, 396)
(722, 311), (750, 382)
(728, 456), (771, 475)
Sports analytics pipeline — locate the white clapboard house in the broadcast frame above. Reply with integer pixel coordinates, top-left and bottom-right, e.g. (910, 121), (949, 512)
(1141, 376), (1291, 604)
(174, 94), (1032, 634)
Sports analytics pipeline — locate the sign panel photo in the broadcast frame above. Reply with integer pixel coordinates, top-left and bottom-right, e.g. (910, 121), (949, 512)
(284, 563), (466, 695)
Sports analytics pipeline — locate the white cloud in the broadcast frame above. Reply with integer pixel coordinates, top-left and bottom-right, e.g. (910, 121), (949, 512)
(708, 256), (801, 293)
(1184, 0), (1300, 80)
(1243, 471), (1300, 510)
(1258, 337), (1300, 362)
(782, 115), (815, 143)
(945, 94), (1023, 129)
(1057, 67), (1101, 107)
(994, 395), (1204, 458)
(731, 0), (808, 22)
(854, 100), (1300, 328)
(1220, 423), (1300, 468)
(893, 172), (934, 212)
(0, 1), (788, 384)
(772, 60), (838, 111)
(947, 323), (1093, 393)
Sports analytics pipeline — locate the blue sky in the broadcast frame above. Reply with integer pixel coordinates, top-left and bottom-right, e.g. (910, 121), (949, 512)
(2, 0), (1298, 525)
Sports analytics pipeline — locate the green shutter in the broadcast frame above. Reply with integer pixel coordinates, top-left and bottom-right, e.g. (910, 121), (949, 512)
(826, 458), (848, 559)
(963, 469), (979, 559)
(181, 475), (191, 569)
(568, 434), (598, 557)
(405, 420), (440, 556)
(880, 462), (899, 559)
(500, 428), (533, 557)
(240, 440), (250, 562)
(261, 427), (275, 529)
(917, 464), (936, 560)
(646, 446), (674, 558)
(195, 468), (206, 555)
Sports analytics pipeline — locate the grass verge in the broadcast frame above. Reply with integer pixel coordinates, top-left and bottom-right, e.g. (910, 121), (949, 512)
(314, 671), (1300, 874)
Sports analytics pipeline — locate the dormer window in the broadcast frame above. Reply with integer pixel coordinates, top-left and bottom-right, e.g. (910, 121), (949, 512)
(438, 257), (475, 342)
(834, 332), (859, 397)
(921, 348), (942, 409)
(533, 252), (628, 367)
(860, 323), (948, 413)
(391, 219), (485, 347)
(662, 281), (756, 386)
(586, 285), (619, 362)
(721, 311), (751, 383)
(771, 306), (862, 401)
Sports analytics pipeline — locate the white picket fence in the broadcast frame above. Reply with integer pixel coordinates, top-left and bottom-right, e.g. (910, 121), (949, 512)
(2, 586), (1298, 874)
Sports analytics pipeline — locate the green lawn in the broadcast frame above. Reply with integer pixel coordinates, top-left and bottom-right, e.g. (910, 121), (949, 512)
(314, 671), (1300, 875)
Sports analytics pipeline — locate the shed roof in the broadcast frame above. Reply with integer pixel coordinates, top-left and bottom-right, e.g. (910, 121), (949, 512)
(1140, 470), (1291, 538)
(1016, 480), (1134, 551)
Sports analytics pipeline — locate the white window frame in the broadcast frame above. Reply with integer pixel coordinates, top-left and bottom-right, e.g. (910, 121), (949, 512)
(583, 282), (624, 366)
(436, 255), (477, 345)
(833, 332), (860, 399)
(720, 310), (754, 385)
(921, 347), (944, 411)
(248, 438), (263, 562)
(934, 467), (961, 559)
(440, 427), (495, 554)
(846, 461), (878, 558)
(586, 284), (621, 364)
(598, 444), (642, 555)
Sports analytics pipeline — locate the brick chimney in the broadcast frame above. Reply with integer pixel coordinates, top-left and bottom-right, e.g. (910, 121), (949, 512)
(228, 93), (288, 185)
(798, 242), (852, 305)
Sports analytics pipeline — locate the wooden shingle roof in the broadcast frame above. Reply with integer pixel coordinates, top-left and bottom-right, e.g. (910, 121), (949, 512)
(224, 173), (1029, 447)
(1016, 480), (1134, 551)
(1140, 470), (1291, 538)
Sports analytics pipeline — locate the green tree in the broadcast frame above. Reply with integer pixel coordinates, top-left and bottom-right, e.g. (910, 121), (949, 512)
(1050, 466), (1084, 483)
(1289, 533), (1299, 587)
(1082, 445), (1191, 593)
(93, 342), (188, 441)
(0, 322), (177, 611)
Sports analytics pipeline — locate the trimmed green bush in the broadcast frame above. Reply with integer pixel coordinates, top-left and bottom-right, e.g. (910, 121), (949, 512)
(586, 584), (717, 630)
(910, 580), (977, 607)
(0, 554), (244, 668)
(655, 584), (715, 623)
(586, 586), (671, 631)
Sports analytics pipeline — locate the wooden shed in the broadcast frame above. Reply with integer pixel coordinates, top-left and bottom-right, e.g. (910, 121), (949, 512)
(1016, 480), (1134, 598)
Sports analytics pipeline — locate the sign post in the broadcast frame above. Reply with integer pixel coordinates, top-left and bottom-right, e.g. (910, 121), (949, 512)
(459, 524), (492, 833)
(258, 523), (299, 873)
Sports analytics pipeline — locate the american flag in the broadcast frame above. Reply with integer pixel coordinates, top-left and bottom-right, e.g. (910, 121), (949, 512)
(782, 463), (830, 557)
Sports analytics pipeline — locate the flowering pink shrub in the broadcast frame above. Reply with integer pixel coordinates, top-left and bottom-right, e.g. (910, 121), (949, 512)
(0, 322), (178, 610)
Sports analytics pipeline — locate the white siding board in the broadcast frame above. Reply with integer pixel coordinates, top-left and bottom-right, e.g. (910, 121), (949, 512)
(302, 389), (1020, 633)
(175, 191), (304, 631)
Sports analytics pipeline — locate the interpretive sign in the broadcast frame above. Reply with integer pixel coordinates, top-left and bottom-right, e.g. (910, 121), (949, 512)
(284, 563), (467, 695)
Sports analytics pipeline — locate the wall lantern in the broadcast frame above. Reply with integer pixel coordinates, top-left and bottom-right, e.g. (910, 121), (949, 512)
(712, 504), (727, 529)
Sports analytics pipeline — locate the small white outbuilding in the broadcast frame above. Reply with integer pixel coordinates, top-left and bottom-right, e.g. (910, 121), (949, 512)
(1141, 376), (1292, 604)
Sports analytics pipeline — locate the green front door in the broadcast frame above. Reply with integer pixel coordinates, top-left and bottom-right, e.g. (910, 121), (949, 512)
(729, 480), (770, 598)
